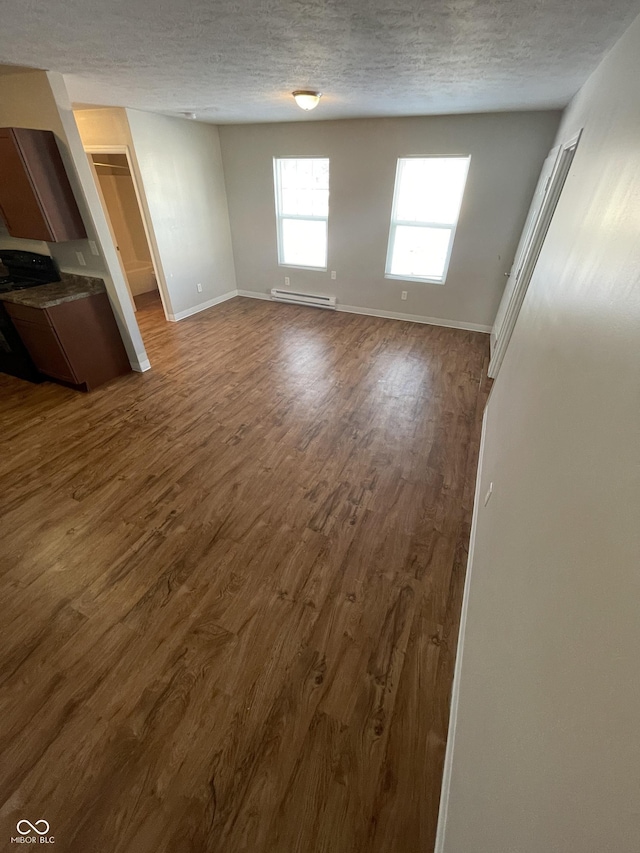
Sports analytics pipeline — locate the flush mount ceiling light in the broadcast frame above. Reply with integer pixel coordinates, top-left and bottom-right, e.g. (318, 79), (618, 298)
(292, 90), (322, 111)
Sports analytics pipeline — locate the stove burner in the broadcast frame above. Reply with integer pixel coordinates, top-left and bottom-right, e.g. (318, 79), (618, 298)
(0, 250), (59, 294)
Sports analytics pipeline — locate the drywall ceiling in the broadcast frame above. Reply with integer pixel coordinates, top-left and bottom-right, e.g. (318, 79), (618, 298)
(0, 0), (638, 123)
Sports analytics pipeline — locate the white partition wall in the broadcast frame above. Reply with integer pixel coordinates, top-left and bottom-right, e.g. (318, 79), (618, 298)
(437, 12), (640, 853)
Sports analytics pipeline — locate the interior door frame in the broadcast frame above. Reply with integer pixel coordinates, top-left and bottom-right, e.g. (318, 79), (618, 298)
(84, 145), (171, 321)
(488, 130), (582, 379)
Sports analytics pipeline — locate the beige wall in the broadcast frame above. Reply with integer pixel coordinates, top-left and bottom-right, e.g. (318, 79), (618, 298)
(74, 106), (132, 150)
(0, 69), (105, 276)
(75, 107), (170, 311)
(438, 11), (640, 853)
(125, 109), (236, 318)
(118, 177), (150, 265)
(98, 175), (150, 267)
(0, 69), (147, 369)
(218, 112), (560, 330)
(76, 107), (237, 319)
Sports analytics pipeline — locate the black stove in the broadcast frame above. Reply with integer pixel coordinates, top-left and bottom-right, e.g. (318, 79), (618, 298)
(0, 250), (60, 383)
(0, 249), (59, 293)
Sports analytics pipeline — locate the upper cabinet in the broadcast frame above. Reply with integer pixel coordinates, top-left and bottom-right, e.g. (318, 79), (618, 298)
(0, 127), (87, 242)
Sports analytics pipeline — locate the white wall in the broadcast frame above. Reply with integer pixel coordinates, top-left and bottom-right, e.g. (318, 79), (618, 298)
(76, 108), (237, 320)
(437, 12), (640, 853)
(126, 110), (237, 319)
(218, 112), (560, 330)
(0, 69), (105, 276)
(0, 69), (148, 370)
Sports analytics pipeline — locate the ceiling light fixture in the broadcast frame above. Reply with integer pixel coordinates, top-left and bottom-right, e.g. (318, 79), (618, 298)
(292, 90), (322, 111)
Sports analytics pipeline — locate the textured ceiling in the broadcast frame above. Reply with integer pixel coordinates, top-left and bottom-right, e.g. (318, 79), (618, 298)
(0, 0), (638, 123)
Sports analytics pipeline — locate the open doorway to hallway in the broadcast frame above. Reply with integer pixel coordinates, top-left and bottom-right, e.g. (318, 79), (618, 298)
(86, 148), (168, 324)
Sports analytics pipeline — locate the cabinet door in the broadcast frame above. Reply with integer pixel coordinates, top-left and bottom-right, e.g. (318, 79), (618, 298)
(48, 293), (131, 389)
(0, 129), (54, 241)
(14, 129), (87, 241)
(10, 318), (78, 383)
(0, 128), (87, 242)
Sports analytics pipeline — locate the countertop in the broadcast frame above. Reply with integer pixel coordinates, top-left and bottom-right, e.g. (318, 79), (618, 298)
(0, 272), (106, 309)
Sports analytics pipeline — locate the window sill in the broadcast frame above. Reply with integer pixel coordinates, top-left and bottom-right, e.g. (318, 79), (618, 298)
(278, 263), (328, 272)
(385, 274), (446, 285)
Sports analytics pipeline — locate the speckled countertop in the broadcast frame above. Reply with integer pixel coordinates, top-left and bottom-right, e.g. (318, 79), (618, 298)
(0, 272), (106, 309)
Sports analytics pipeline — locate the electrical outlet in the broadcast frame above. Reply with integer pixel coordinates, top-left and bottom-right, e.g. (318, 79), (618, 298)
(401, 291), (407, 301)
(196, 282), (202, 293)
(75, 251), (86, 267)
(88, 240), (100, 256)
(331, 270), (337, 280)
(284, 276), (290, 286)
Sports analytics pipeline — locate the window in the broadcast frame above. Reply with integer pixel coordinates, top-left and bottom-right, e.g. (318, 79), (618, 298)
(274, 157), (329, 269)
(386, 156), (470, 284)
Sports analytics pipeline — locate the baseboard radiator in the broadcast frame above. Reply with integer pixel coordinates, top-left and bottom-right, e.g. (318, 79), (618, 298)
(270, 288), (336, 310)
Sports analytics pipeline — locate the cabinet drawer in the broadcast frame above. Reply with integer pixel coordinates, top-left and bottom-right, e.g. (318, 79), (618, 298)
(10, 318), (77, 383)
(4, 301), (52, 327)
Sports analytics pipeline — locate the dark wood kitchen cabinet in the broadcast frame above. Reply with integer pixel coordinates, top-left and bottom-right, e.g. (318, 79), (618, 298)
(5, 293), (131, 391)
(0, 127), (87, 242)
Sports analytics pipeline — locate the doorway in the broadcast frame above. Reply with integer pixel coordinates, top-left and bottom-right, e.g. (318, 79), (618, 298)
(86, 148), (169, 321)
(489, 131), (581, 379)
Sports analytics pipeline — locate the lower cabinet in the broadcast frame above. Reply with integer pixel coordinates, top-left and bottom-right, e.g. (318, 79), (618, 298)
(10, 317), (78, 383)
(5, 293), (131, 391)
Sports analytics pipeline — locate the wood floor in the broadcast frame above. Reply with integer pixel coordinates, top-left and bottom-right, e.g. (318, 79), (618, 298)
(0, 296), (489, 852)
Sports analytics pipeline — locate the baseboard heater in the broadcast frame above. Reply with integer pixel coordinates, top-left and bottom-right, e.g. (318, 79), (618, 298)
(270, 288), (336, 310)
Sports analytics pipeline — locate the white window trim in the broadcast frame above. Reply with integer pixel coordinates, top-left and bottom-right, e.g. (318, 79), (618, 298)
(273, 157), (329, 271)
(385, 155), (471, 285)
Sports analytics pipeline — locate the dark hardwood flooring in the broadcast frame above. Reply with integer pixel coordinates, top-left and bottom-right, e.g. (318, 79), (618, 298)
(0, 297), (489, 852)
(133, 289), (162, 311)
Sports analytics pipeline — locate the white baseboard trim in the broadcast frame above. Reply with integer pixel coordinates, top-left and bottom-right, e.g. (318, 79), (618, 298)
(236, 291), (490, 333)
(433, 403), (490, 853)
(167, 289), (238, 321)
(131, 358), (151, 372)
(337, 303), (492, 333)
